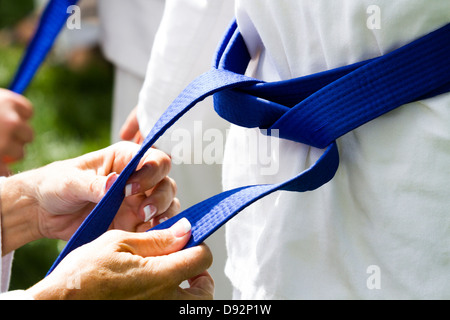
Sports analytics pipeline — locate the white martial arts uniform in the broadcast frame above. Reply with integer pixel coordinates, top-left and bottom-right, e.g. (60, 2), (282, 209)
(223, 0), (450, 299)
(97, 0), (165, 142)
(2, 0), (448, 300)
(137, 0), (450, 299)
(136, 0), (236, 299)
(0, 0), (235, 299)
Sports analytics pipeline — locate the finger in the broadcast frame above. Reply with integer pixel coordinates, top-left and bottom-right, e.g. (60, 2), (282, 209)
(154, 244), (213, 288)
(155, 197), (181, 224)
(108, 141), (140, 173)
(12, 122), (33, 143)
(12, 98), (33, 120)
(104, 172), (120, 193)
(0, 89), (34, 119)
(178, 271), (215, 300)
(74, 171), (119, 204)
(120, 107), (139, 141)
(77, 141), (139, 177)
(134, 131), (144, 144)
(0, 140), (25, 162)
(139, 197), (181, 229)
(0, 116), (32, 160)
(125, 149), (172, 196)
(134, 198), (180, 231)
(138, 177), (177, 222)
(121, 218), (192, 257)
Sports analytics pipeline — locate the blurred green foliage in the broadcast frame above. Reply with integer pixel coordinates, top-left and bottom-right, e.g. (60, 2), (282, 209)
(0, 3), (113, 290)
(0, 0), (35, 29)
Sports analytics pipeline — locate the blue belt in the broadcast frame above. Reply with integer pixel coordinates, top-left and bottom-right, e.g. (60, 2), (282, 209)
(8, 0), (449, 275)
(9, 0), (79, 94)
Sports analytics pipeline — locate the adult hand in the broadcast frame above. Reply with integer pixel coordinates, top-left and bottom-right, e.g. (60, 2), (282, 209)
(27, 218), (214, 300)
(37, 141), (179, 239)
(120, 107), (144, 144)
(0, 88), (33, 169)
(0, 162), (10, 177)
(1, 141), (179, 254)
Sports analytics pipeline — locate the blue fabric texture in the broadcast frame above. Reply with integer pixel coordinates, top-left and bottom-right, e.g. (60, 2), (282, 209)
(9, 5), (448, 275)
(9, 0), (79, 94)
(48, 20), (448, 274)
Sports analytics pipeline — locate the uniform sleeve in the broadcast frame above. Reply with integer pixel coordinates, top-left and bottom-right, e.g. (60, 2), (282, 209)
(0, 290), (34, 300)
(0, 176), (12, 293)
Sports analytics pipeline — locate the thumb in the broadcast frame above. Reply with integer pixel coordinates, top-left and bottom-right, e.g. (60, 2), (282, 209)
(122, 218), (192, 257)
(76, 171), (119, 204)
(179, 271), (215, 300)
(120, 108), (140, 141)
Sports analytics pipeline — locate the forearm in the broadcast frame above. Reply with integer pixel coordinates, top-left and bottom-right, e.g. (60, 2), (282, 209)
(1, 170), (41, 256)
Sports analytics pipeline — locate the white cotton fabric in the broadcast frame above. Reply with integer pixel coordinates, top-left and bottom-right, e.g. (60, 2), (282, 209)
(136, 0), (236, 299)
(0, 176), (12, 293)
(137, 0), (235, 153)
(0, 253), (13, 294)
(97, 0), (165, 79)
(97, 0), (166, 142)
(223, 0), (450, 299)
(137, 0), (450, 299)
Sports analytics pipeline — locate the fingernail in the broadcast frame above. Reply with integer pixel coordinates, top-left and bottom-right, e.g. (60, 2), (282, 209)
(143, 205), (157, 222)
(105, 173), (119, 192)
(170, 218), (191, 238)
(125, 183), (139, 197)
(159, 216), (168, 224)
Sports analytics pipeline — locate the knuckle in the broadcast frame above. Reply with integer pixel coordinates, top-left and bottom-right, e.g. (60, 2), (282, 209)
(172, 198), (181, 212)
(103, 229), (129, 244)
(3, 116), (20, 130)
(161, 154), (172, 173)
(167, 177), (178, 195)
(116, 140), (136, 151)
(149, 230), (175, 251)
(199, 244), (214, 269)
(151, 149), (172, 174)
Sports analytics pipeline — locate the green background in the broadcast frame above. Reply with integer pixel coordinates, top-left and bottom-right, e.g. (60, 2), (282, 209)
(0, 1), (114, 290)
